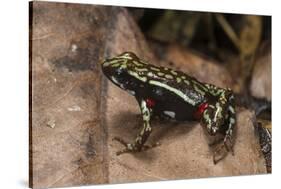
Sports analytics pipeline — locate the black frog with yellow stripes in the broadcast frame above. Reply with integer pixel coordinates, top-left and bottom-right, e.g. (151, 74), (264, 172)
(101, 52), (236, 164)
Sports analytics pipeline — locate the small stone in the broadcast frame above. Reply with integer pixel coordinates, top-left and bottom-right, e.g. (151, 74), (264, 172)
(46, 119), (56, 128)
(67, 105), (82, 112)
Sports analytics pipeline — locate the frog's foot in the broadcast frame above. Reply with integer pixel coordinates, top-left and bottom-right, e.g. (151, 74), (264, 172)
(208, 137), (224, 147)
(212, 134), (234, 164)
(223, 134), (234, 155)
(113, 137), (160, 155)
(213, 144), (227, 164)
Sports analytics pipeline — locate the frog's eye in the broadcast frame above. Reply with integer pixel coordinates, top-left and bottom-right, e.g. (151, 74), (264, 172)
(116, 68), (122, 75)
(116, 67), (125, 76)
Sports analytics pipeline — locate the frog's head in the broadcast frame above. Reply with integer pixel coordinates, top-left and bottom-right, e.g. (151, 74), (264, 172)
(101, 52), (147, 95)
(201, 102), (225, 135)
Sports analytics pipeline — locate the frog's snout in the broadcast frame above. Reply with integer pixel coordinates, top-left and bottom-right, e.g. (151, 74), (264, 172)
(101, 57), (115, 68)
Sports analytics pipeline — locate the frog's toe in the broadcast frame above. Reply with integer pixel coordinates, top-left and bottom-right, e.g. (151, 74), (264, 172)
(112, 137), (129, 147)
(142, 142), (161, 151)
(116, 143), (139, 155)
(225, 143), (234, 156)
(113, 137), (138, 155)
(116, 146), (133, 156)
(223, 135), (234, 155)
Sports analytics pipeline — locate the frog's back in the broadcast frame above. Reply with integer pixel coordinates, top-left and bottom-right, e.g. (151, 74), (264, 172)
(136, 66), (206, 121)
(112, 52), (207, 107)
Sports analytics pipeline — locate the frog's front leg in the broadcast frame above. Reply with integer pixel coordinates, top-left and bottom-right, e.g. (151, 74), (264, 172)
(113, 99), (158, 155)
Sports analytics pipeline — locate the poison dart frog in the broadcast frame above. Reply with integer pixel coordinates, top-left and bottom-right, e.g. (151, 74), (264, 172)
(101, 52), (236, 164)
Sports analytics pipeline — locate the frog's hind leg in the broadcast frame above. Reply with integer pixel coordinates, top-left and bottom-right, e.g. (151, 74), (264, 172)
(113, 99), (159, 155)
(213, 92), (236, 164)
(223, 93), (236, 155)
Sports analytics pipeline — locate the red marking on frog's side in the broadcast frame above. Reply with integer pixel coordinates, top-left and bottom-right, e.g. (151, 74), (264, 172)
(193, 102), (208, 120)
(146, 98), (156, 108)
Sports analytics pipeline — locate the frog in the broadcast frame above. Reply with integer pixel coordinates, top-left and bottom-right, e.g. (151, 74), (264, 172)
(101, 52), (236, 164)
